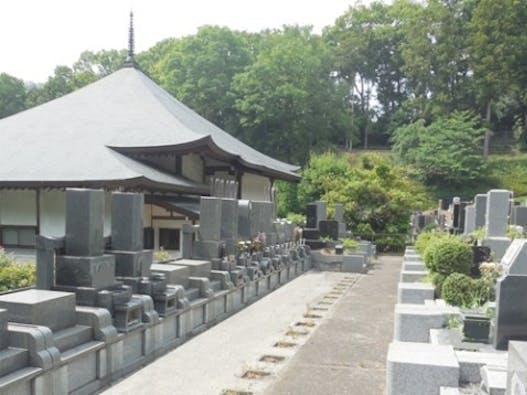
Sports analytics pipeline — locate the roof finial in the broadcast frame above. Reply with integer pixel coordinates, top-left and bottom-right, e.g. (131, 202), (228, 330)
(124, 10), (137, 67)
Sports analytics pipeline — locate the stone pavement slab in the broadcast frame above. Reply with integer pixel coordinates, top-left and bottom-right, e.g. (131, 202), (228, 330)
(264, 255), (402, 395)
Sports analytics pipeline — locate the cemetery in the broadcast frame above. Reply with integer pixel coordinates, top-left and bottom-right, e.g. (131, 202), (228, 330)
(388, 189), (527, 395)
(0, 3), (526, 393)
(0, 186), (378, 394)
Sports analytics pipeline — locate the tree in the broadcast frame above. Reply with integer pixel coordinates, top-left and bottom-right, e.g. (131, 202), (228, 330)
(0, 73), (26, 118)
(392, 111), (487, 186)
(470, 0), (527, 154)
(327, 1), (407, 147)
(290, 151), (430, 251)
(140, 26), (256, 133)
(231, 26), (348, 164)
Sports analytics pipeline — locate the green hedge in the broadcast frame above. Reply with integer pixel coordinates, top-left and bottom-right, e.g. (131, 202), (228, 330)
(0, 251), (36, 292)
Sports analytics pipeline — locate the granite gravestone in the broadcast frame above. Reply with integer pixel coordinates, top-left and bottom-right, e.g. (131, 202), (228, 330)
(486, 190), (511, 238)
(198, 197), (222, 241)
(493, 239), (527, 350)
(237, 200), (252, 240)
(452, 197), (461, 229)
(306, 201), (327, 229)
(475, 193), (488, 229)
(512, 206), (527, 228)
(319, 220), (339, 240)
(54, 189), (143, 332)
(464, 205), (476, 235)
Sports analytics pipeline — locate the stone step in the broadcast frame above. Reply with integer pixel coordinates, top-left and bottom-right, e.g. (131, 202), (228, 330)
(480, 365), (506, 395)
(53, 325), (93, 352)
(0, 347), (28, 377)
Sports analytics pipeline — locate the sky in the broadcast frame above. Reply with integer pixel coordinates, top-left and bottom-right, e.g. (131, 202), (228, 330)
(0, 0), (364, 83)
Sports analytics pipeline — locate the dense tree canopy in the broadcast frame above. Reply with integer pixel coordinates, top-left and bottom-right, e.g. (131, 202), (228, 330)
(1, 0), (526, 170)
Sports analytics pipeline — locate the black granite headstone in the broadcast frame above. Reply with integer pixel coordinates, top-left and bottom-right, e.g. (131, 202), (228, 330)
(319, 220), (339, 240)
(306, 203), (318, 229)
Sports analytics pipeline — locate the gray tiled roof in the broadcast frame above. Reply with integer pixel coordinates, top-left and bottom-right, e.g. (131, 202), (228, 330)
(0, 67), (300, 190)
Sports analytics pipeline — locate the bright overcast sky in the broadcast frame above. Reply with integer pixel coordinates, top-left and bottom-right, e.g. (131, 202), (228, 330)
(0, 0), (367, 83)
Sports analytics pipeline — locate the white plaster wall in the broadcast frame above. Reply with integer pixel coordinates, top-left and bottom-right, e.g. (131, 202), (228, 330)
(0, 190), (37, 225)
(182, 154), (204, 183)
(241, 173), (271, 201)
(40, 190), (65, 236)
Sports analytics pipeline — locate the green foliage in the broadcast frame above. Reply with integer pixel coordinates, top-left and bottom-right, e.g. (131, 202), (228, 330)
(431, 237), (473, 276)
(0, 73), (26, 119)
(232, 26), (348, 164)
(285, 213), (305, 226)
(276, 181), (301, 217)
(342, 238), (359, 253)
(431, 272), (448, 297)
(507, 225), (526, 240)
(442, 273), (475, 308)
(154, 248), (171, 262)
(140, 26), (255, 133)
(420, 232), (450, 270)
(392, 112), (487, 186)
(289, 151), (431, 252)
(441, 273), (494, 308)
(0, 251), (36, 292)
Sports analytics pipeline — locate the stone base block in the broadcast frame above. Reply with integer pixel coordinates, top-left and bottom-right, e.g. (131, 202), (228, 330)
(112, 250), (153, 277)
(342, 255), (367, 273)
(507, 341), (527, 394)
(151, 264), (191, 289)
(482, 237), (511, 261)
(386, 342), (459, 395)
(398, 283), (435, 304)
(193, 240), (223, 259)
(404, 253), (422, 262)
(455, 350), (507, 384)
(400, 270), (428, 283)
(403, 262), (426, 271)
(173, 259), (211, 278)
(0, 289), (76, 332)
(56, 255), (116, 289)
(394, 303), (452, 342)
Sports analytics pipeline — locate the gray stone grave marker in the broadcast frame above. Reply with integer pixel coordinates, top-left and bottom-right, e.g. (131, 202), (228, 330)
(493, 239), (527, 349)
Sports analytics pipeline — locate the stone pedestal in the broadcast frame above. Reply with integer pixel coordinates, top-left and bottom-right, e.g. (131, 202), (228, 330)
(0, 290), (76, 332)
(56, 255), (116, 289)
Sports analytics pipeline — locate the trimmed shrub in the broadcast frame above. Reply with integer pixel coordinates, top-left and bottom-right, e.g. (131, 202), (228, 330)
(415, 232), (449, 271)
(441, 273), (474, 307)
(430, 272), (447, 298)
(0, 252), (36, 292)
(441, 273), (495, 308)
(416, 231), (435, 255)
(432, 237), (472, 276)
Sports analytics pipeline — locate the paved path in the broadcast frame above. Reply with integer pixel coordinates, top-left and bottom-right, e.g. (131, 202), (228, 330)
(104, 255), (402, 395)
(265, 255), (402, 395)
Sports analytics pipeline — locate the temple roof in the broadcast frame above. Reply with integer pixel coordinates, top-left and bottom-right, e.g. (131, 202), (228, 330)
(0, 67), (300, 191)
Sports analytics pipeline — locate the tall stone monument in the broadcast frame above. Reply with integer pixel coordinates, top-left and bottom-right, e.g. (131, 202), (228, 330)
(53, 189), (143, 332)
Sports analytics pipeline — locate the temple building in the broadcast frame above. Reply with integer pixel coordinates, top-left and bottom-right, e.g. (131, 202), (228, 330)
(0, 16), (300, 250)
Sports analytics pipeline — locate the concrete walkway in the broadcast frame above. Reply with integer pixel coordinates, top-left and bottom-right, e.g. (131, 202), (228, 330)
(104, 255), (402, 395)
(265, 255), (402, 395)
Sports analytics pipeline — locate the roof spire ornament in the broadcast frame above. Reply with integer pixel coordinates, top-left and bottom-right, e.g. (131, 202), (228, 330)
(124, 11), (137, 68)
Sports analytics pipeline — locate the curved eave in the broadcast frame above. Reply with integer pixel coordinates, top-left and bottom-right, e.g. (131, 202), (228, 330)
(109, 136), (302, 182)
(0, 177), (209, 194)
